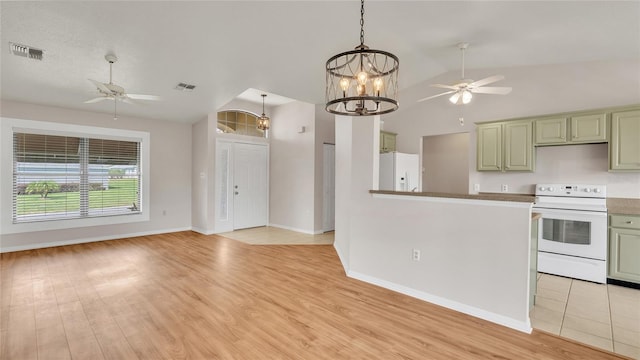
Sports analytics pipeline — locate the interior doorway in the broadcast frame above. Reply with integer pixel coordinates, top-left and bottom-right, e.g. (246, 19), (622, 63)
(322, 143), (335, 232)
(422, 133), (469, 194)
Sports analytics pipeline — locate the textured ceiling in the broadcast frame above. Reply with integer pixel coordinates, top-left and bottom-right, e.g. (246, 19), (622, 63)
(1, 1), (638, 124)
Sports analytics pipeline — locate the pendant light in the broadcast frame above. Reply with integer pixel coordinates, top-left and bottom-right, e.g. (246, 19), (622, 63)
(325, 0), (399, 116)
(257, 94), (270, 131)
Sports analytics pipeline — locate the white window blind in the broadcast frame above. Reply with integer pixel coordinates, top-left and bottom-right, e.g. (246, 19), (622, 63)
(13, 132), (141, 223)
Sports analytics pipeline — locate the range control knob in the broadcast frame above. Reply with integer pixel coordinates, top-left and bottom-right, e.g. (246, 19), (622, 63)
(539, 186), (545, 191)
(594, 188), (601, 193)
(547, 187), (554, 192)
(585, 188), (591, 193)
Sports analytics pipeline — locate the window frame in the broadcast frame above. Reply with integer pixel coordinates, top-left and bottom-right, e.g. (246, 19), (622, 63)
(1, 118), (150, 234)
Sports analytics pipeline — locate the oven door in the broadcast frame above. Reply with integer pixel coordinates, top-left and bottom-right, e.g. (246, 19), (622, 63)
(534, 207), (608, 260)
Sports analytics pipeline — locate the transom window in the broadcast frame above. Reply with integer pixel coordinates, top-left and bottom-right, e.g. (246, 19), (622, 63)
(217, 110), (265, 137)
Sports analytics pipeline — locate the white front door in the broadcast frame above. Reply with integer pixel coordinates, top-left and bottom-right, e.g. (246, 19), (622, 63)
(233, 143), (268, 230)
(322, 143), (335, 232)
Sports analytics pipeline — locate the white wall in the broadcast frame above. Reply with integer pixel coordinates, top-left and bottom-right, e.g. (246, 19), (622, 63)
(0, 100), (192, 251)
(384, 60), (640, 197)
(268, 101), (316, 233)
(335, 114), (533, 332)
(191, 117), (210, 233)
(422, 132), (469, 193)
(313, 105), (336, 232)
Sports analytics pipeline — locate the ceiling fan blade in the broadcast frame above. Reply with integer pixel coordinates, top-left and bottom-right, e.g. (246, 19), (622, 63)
(431, 83), (460, 90)
(126, 93), (160, 101)
(88, 79), (112, 94)
(470, 86), (513, 95)
(417, 90), (456, 103)
(121, 97), (138, 105)
(84, 96), (110, 104)
(468, 75), (504, 88)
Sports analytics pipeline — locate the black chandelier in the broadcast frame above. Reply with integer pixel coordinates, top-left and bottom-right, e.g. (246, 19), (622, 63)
(325, 0), (399, 116)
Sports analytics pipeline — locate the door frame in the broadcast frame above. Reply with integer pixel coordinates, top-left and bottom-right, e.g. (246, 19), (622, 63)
(214, 138), (269, 233)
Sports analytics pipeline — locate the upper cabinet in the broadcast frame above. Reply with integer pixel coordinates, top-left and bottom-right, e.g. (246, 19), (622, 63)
(477, 104), (639, 173)
(571, 113), (607, 143)
(477, 120), (534, 172)
(534, 113), (607, 146)
(535, 117), (567, 144)
(380, 131), (397, 153)
(610, 110), (640, 171)
(477, 123), (502, 171)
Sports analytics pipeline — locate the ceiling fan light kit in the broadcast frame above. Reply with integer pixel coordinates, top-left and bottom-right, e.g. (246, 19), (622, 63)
(417, 42), (512, 105)
(325, 0), (399, 116)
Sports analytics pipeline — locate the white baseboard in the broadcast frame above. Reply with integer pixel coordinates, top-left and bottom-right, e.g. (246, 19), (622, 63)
(0, 227), (192, 253)
(190, 226), (216, 235)
(268, 223), (321, 235)
(347, 270), (532, 334)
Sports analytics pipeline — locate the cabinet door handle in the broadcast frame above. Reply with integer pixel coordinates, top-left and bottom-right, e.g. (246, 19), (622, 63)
(626, 221), (633, 224)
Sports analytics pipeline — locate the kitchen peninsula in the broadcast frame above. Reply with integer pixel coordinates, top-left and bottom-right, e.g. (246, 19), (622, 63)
(335, 116), (538, 334)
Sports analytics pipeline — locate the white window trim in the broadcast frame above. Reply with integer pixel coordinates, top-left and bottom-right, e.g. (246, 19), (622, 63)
(1, 117), (150, 234)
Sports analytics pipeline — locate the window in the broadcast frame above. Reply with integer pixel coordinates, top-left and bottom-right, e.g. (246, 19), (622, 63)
(217, 110), (265, 137)
(13, 133), (141, 223)
(1, 118), (150, 234)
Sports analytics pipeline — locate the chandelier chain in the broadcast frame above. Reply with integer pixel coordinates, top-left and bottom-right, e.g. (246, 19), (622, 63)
(360, 0), (365, 46)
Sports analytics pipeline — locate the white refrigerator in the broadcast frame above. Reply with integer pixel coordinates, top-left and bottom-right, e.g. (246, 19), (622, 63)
(379, 152), (419, 191)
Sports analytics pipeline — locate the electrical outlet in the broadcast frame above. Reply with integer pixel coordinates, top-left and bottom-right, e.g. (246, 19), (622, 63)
(474, 183), (480, 192)
(412, 249), (421, 261)
(501, 184), (508, 192)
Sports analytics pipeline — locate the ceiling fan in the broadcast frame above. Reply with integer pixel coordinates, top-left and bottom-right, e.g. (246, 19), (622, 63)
(85, 54), (159, 119)
(417, 43), (512, 104)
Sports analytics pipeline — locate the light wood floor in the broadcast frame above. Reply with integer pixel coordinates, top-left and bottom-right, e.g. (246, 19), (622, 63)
(1, 231), (628, 359)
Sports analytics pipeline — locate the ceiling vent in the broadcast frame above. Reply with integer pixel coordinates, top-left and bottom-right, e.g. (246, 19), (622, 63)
(9, 42), (44, 60)
(174, 82), (196, 92)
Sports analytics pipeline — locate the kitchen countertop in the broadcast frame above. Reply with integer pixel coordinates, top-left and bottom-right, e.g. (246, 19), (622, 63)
(369, 190), (536, 203)
(607, 197), (640, 215)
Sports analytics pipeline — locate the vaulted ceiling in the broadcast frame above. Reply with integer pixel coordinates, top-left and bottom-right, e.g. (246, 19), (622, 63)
(1, 1), (638, 123)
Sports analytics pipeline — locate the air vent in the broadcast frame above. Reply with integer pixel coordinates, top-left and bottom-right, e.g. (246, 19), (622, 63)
(174, 82), (196, 92)
(9, 42), (44, 60)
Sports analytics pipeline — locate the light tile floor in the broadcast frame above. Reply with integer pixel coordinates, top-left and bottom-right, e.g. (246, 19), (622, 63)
(531, 273), (640, 359)
(219, 226), (334, 245)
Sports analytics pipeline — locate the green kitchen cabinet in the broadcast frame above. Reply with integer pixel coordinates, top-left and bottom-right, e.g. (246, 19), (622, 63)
(609, 110), (640, 171)
(504, 121), (534, 171)
(535, 117), (567, 145)
(571, 113), (607, 143)
(380, 131), (397, 153)
(609, 214), (640, 284)
(477, 120), (534, 171)
(534, 113), (607, 145)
